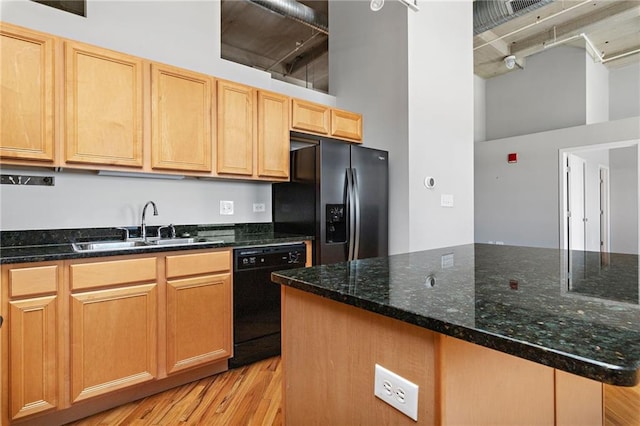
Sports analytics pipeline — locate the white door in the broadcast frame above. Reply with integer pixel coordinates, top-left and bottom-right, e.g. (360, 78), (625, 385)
(599, 166), (610, 253)
(567, 154), (586, 251)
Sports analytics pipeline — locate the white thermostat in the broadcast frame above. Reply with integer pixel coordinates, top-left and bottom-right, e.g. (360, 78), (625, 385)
(424, 176), (435, 189)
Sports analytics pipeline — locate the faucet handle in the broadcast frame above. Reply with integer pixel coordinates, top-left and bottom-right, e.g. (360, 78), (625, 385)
(169, 224), (176, 239)
(117, 227), (131, 241)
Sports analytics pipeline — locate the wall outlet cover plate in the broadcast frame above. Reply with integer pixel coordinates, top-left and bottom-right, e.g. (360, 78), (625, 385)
(374, 364), (419, 421)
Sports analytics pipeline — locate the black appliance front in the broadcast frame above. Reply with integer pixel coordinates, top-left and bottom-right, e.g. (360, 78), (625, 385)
(273, 134), (388, 266)
(229, 243), (306, 368)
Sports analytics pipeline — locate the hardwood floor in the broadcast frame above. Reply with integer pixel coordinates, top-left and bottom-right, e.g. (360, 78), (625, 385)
(66, 357), (282, 426)
(65, 355), (638, 426)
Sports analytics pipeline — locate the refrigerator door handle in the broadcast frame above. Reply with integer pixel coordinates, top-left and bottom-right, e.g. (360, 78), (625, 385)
(352, 168), (361, 259)
(346, 168), (356, 261)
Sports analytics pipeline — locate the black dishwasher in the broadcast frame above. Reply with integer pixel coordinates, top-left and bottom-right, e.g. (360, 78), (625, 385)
(229, 243), (307, 368)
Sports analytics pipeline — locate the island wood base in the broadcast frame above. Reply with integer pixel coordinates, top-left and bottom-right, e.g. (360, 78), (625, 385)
(281, 287), (616, 425)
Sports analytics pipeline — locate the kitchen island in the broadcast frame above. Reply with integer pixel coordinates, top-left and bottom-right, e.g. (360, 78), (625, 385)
(272, 243), (640, 425)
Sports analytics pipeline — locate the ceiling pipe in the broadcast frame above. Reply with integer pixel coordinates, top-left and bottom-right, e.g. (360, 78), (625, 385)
(474, 0), (555, 36)
(247, 0), (328, 35)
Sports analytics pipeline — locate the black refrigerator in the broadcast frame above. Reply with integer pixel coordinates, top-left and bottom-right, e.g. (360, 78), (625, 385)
(273, 134), (388, 265)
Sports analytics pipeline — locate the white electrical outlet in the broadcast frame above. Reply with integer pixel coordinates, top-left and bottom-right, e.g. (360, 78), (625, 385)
(220, 200), (234, 215)
(253, 203), (266, 213)
(374, 364), (419, 421)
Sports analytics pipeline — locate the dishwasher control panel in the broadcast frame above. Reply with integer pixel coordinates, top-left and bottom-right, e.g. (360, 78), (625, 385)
(234, 243), (307, 271)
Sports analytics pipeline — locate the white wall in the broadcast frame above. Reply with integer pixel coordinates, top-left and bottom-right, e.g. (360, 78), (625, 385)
(329, 1), (409, 255)
(610, 62), (640, 120)
(0, 167), (271, 229)
(585, 55), (609, 124)
(407, 0), (474, 251)
(475, 117), (640, 249)
(485, 45), (587, 140)
(474, 75), (486, 142)
(0, 0), (336, 231)
(610, 145), (638, 254)
(329, 1), (474, 254)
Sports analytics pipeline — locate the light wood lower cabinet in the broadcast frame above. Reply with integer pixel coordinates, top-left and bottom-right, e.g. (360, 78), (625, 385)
(165, 250), (232, 373)
(1, 263), (61, 423)
(70, 283), (158, 402)
(1, 249), (233, 424)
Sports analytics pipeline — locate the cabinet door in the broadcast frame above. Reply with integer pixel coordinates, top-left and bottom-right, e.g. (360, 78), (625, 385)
(64, 41), (144, 167)
(3, 263), (60, 422)
(8, 296), (58, 420)
(151, 64), (213, 172)
(0, 24), (55, 162)
(258, 91), (289, 179)
(166, 273), (231, 373)
(216, 80), (254, 176)
(291, 98), (329, 135)
(70, 283), (157, 402)
(331, 108), (363, 142)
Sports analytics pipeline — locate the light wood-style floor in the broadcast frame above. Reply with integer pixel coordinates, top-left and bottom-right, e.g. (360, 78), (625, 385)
(66, 355), (638, 426)
(66, 357), (282, 426)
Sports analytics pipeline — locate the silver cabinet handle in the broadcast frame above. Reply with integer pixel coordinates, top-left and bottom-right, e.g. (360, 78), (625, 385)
(352, 168), (361, 260)
(346, 168), (355, 261)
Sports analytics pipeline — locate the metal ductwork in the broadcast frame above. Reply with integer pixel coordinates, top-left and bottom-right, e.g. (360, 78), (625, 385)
(474, 0), (555, 35)
(248, 0), (329, 35)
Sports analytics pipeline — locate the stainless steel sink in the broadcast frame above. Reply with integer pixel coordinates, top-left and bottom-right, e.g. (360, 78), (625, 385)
(72, 237), (225, 252)
(147, 237), (199, 246)
(72, 240), (149, 252)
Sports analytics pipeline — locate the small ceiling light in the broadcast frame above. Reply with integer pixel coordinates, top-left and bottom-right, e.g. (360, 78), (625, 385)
(504, 55), (516, 70)
(370, 0), (384, 11)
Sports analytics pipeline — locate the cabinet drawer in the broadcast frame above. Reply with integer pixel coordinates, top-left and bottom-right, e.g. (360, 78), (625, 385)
(70, 258), (156, 291)
(166, 250), (230, 279)
(9, 265), (59, 297)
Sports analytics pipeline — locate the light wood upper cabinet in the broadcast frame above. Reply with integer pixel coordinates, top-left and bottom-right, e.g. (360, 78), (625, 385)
(258, 90), (290, 179)
(291, 98), (330, 135)
(216, 80), (255, 176)
(291, 98), (363, 142)
(331, 108), (363, 142)
(151, 64), (213, 172)
(0, 23), (55, 162)
(64, 41), (144, 167)
(2, 263), (61, 422)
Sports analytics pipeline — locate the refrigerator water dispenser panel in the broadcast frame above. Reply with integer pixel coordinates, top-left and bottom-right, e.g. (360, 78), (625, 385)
(326, 204), (346, 243)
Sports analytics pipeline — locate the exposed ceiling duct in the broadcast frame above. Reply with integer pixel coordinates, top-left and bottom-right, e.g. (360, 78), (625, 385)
(247, 0), (329, 35)
(473, 0), (555, 35)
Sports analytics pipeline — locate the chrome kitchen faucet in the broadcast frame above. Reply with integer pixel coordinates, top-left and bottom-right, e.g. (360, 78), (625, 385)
(141, 201), (158, 240)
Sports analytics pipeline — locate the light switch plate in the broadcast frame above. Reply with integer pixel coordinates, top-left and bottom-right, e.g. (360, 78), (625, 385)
(220, 200), (234, 215)
(374, 364), (419, 421)
(441, 194), (454, 207)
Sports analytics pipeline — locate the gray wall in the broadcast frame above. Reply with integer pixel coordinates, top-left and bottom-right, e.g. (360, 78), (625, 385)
(485, 45), (587, 141)
(329, 1), (409, 255)
(585, 51), (609, 124)
(610, 145), (639, 254)
(0, 0), (335, 231)
(475, 117), (640, 249)
(610, 62), (640, 120)
(329, 0), (474, 254)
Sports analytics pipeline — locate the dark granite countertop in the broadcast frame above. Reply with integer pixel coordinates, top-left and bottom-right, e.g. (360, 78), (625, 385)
(0, 223), (312, 264)
(272, 243), (640, 386)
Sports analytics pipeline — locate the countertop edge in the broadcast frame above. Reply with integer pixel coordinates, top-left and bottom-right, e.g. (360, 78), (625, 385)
(272, 273), (640, 387)
(0, 235), (313, 264)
